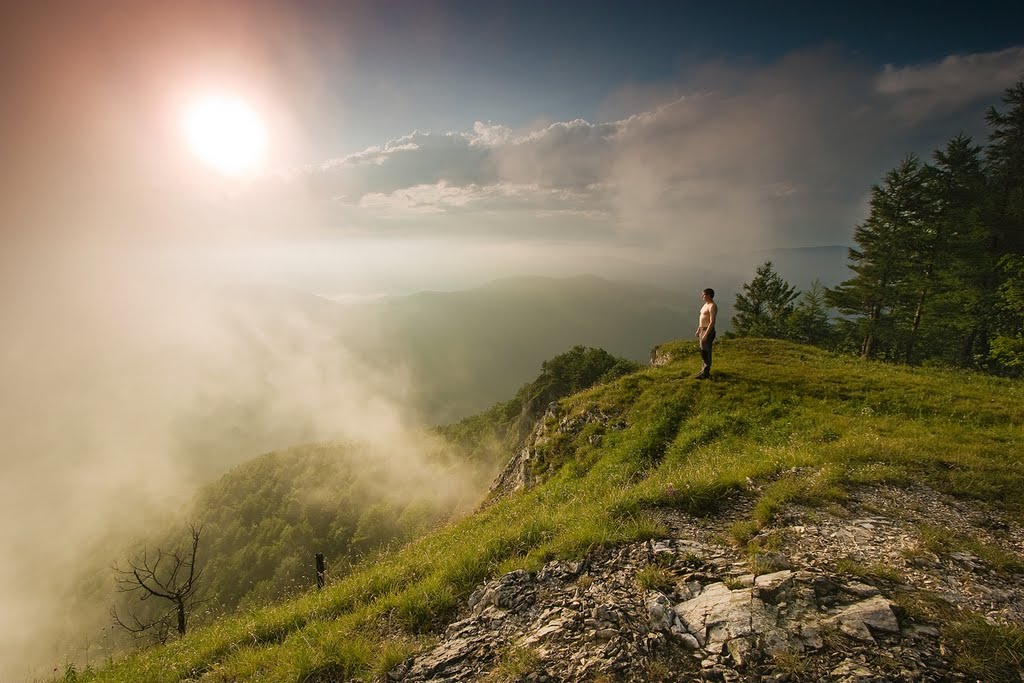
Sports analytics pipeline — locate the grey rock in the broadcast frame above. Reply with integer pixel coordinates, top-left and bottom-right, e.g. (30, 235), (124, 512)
(646, 592), (676, 632)
(470, 569), (536, 616)
(726, 635), (755, 666)
(831, 657), (875, 681)
(843, 581), (881, 598)
(395, 481), (1024, 682)
(799, 623), (823, 649)
(831, 595), (899, 641)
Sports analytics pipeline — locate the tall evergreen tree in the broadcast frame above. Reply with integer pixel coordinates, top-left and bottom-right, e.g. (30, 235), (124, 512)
(983, 81), (1024, 369)
(788, 279), (833, 347)
(827, 155), (927, 359)
(990, 254), (1024, 372)
(905, 135), (986, 364)
(986, 81), (1024, 241)
(828, 80), (1024, 371)
(732, 261), (798, 338)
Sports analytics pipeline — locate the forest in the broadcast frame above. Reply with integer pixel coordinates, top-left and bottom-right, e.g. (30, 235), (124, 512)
(731, 82), (1024, 375)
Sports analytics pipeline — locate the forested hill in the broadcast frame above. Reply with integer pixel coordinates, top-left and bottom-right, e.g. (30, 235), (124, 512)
(79, 339), (1024, 683)
(142, 347), (641, 619)
(186, 444), (463, 613)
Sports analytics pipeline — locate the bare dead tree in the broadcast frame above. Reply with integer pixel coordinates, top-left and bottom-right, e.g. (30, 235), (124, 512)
(112, 523), (204, 641)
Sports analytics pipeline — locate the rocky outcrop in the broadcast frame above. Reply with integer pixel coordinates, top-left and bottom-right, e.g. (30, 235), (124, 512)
(649, 344), (676, 367)
(391, 485), (1024, 682)
(389, 539), (930, 682)
(488, 404), (626, 502)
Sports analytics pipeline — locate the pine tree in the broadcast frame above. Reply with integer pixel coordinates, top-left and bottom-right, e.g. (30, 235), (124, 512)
(788, 280), (833, 346)
(986, 81), (1024, 241)
(990, 254), (1024, 372)
(983, 81), (1024, 369)
(732, 261), (798, 338)
(904, 135), (985, 364)
(827, 155), (927, 359)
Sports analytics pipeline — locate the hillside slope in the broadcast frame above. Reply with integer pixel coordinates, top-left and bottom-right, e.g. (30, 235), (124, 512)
(184, 443), (470, 614)
(125, 347), (641, 619)
(75, 339), (1024, 683)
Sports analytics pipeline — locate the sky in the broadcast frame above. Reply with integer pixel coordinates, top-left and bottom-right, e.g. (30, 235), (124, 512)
(1, 2), (1023, 677)
(3, 0), (1024, 292)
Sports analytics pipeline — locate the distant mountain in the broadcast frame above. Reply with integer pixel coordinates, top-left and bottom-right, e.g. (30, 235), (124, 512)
(154, 269), (849, 481)
(624, 244), (850, 292)
(334, 274), (689, 423)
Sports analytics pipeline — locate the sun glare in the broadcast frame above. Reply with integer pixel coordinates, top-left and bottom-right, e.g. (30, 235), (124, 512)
(183, 96), (267, 175)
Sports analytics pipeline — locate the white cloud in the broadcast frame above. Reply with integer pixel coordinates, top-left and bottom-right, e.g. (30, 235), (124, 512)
(471, 121), (513, 147)
(877, 46), (1024, 119)
(273, 46), (1022, 251)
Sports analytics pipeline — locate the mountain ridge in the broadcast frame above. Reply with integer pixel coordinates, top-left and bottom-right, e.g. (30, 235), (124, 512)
(65, 338), (1024, 683)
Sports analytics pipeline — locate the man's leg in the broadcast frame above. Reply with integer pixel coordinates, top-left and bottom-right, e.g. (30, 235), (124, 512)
(698, 329), (715, 378)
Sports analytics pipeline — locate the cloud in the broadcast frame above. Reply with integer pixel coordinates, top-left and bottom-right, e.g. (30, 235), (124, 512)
(309, 131), (494, 201)
(877, 46), (1024, 120)
(289, 46), (1022, 251)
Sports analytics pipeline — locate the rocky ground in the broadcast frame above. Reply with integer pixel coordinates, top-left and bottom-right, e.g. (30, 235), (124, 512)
(386, 485), (1024, 682)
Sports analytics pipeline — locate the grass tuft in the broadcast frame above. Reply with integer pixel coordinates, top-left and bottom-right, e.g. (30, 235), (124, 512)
(947, 616), (1024, 683)
(483, 646), (541, 683)
(635, 565), (676, 592)
(834, 558), (903, 583)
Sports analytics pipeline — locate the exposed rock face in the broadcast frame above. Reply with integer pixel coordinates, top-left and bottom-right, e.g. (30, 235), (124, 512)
(488, 403), (626, 502)
(486, 403), (559, 501)
(649, 344), (676, 367)
(390, 540), (926, 682)
(391, 486), (1024, 682)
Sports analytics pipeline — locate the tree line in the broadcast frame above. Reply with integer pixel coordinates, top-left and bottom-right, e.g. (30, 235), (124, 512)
(731, 81), (1024, 375)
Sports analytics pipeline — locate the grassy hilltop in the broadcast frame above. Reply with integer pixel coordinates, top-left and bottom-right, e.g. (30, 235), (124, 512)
(74, 338), (1023, 682)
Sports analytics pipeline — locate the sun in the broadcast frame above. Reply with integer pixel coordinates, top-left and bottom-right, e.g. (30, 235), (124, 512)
(183, 96), (267, 175)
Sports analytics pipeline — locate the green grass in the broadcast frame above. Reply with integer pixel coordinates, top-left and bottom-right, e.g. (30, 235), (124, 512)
(834, 558), (904, 583)
(918, 524), (1024, 575)
(483, 646), (541, 682)
(74, 338), (1023, 682)
(894, 590), (1024, 683)
(946, 616), (1024, 683)
(635, 565), (677, 592)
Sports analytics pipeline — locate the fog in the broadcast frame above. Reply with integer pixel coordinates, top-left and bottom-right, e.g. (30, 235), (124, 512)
(0, 234), (706, 679)
(0, 240), (438, 676)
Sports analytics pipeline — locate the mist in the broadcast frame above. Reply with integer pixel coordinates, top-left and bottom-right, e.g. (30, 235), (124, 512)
(0, 238), (489, 679)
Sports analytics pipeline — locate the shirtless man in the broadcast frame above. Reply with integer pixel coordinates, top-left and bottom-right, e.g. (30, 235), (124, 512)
(695, 288), (718, 379)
